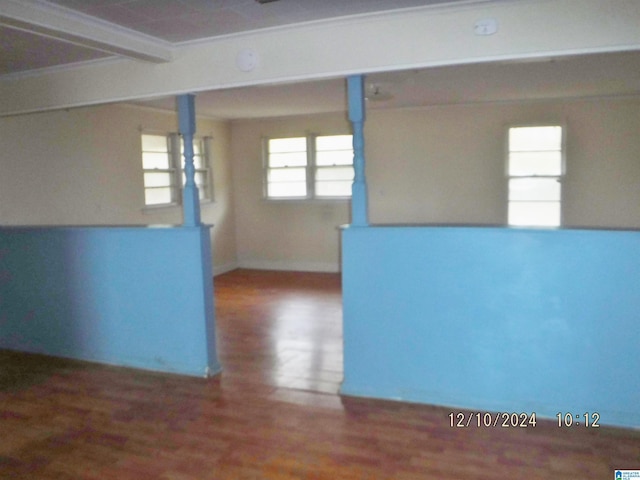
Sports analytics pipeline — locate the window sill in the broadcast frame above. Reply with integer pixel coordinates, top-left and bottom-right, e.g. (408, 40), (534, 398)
(142, 200), (214, 214)
(142, 203), (180, 214)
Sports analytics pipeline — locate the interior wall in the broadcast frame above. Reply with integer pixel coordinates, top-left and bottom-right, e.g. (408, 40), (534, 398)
(0, 103), (237, 273)
(0, 225), (220, 377)
(341, 225), (640, 429)
(229, 96), (639, 270)
(1, 95), (637, 276)
(230, 113), (352, 272)
(366, 96), (640, 228)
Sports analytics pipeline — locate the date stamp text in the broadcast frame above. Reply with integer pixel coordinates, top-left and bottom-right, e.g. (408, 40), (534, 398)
(449, 411), (537, 428)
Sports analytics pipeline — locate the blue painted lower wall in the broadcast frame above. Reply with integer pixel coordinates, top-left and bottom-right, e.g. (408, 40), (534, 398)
(0, 226), (220, 377)
(340, 225), (640, 428)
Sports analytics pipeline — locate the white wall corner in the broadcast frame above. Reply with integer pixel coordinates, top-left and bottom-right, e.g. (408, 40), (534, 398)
(213, 262), (239, 277)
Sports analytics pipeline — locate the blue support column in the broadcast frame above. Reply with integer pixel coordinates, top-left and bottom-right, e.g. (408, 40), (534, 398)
(177, 94), (201, 227)
(347, 75), (369, 226)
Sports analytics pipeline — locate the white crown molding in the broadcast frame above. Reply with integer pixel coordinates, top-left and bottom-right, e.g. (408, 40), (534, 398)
(0, 0), (173, 63)
(0, 55), (122, 81)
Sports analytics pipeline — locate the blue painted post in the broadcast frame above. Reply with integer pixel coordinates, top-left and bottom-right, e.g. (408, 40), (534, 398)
(347, 75), (369, 226)
(178, 94), (201, 227)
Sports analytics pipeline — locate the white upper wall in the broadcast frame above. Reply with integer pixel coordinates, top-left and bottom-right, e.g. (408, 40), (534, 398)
(1, 0), (639, 116)
(0, 103), (238, 272)
(231, 113), (351, 272)
(231, 96), (640, 274)
(365, 97), (640, 228)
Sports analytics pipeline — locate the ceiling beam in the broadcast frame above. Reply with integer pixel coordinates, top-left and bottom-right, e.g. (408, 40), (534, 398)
(1, 0), (639, 117)
(0, 0), (172, 63)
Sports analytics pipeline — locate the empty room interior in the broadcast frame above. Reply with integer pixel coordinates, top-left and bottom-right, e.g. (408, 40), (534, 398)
(0, 0), (639, 478)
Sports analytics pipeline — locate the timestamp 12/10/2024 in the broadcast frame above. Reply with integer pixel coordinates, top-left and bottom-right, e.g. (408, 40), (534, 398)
(448, 412), (601, 428)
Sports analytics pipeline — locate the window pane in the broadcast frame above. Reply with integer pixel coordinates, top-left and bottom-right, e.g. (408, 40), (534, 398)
(509, 126), (562, 151)
(141, 134), (168, 152)
(269, 137), (306, 153)
(316, 135), (353, 151)
(194, 171), (208, 188)
(316, 150), (354, 166)
(268, 167), (306, 182)
(180, 138), (202, 154)
(509, 202), (560, 227)
(268, 182), (307, 198)
(316, 166), (354, 181)
(507, 126), (563, 227)
(144, 172), (174, 187)
(316, 181), (352, 197)
(316, 166), (353, 197)
(197, 172), (210, 200)
(193, 154), (204, 169)
(316, 135), (353, 166)
(145, 187), (174, 205)
(143, 152), (171, 169)
(183, 171), (209, 187)
(509, 178), (561, 201)
(269, 152), (307, 168)
(509, 151), (562, 176)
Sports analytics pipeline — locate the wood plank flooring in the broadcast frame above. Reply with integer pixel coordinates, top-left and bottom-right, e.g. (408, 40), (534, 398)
(1, 269), (638, 479)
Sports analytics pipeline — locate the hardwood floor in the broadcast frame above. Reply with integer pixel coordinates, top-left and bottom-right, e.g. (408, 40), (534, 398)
(215, 269), (343, 396)
(1, 269), (638, 479)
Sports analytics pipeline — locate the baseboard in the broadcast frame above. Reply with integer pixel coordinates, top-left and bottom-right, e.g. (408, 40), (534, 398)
(213, 262), (239, 276)
(237, 259), (340, 273)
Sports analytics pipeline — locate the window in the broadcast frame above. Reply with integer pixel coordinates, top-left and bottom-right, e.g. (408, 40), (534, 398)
(507, 126), (563, 227)
(265, 137), (308, 198)
(141, 133), (212, 207)
(315, 135), (355, 197)
(265, 134), (354, 199)
(141, 134), (178, 206)
(182, 137), (212, 201)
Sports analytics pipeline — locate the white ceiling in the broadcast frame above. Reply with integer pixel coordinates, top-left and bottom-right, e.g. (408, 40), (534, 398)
(1, 0), (640, 119)
(0, 0), (477, 74)
(42, 0), (478, 43)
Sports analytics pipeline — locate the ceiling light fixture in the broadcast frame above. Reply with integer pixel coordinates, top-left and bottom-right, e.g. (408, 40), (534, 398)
(256, 0), (280, 4)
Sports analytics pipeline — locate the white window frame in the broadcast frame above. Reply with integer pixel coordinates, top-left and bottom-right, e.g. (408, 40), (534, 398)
(141, 133), (181, 207)
(506, 124), (565, 227)
(263, 133), (354, 201)
(181, 135), (214, 203)
(141, 132), (213, 208)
